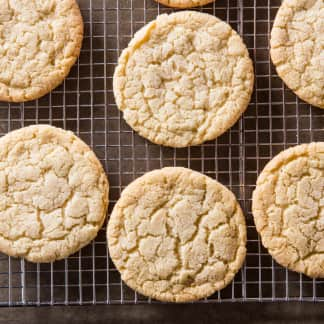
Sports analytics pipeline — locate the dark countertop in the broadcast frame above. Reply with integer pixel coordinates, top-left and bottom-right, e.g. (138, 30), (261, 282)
(1, 303), (323, 324)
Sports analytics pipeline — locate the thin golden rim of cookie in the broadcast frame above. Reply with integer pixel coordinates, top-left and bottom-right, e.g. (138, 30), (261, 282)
(107, 167), (246, 302)
(252, 142), (324, 278)
(154, 0), (215, 8)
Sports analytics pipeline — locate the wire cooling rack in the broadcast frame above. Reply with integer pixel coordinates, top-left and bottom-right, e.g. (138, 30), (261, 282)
(0, 0), (323, 306)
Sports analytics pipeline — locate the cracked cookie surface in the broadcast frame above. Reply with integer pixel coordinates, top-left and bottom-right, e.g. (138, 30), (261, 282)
(0, 0), (83, 102)
(252, 143), (324, 278)
(154, 0), (215, 8)
(270, 0), (324, 108)
(113, 11), (254, 147)
(107, 167), (246, 302)
(0, 125), (108, 262)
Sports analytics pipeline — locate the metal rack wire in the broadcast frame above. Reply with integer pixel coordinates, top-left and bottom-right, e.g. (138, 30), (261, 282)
(0, 0), (323, 305)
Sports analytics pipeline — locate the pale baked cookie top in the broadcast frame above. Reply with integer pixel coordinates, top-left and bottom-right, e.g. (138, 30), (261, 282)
(114, 11), (254, 147)
(154, 0), (214, 9)
(253, 143), (324, 278)
(270, 0), (324, 108)
(0, 0), (83, 102)
(107, 167), (246, 302)
(0, 125), (108, 263)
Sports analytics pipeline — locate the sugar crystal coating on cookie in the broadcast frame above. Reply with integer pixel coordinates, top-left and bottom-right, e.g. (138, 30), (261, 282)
(270, 0), (324, 108)
(0, 0), (83, 102)
(114, 11), (254, 147)
(107, 167), (246, 302)
(0, 125), (108, 262)
(253, 143), (324, 277)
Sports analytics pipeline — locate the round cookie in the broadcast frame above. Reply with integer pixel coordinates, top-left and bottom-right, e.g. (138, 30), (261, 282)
(154, 0), (215, 9)
(0, 0), (83, 102)
(270, 0), (324, 109)
(0, 125), (108, 263)
(252, 143), (324, 278)
(113, 11), (254, 147)
(107, 167), (246, 302)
